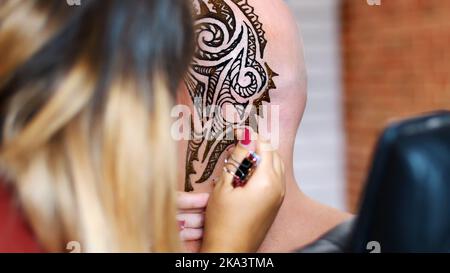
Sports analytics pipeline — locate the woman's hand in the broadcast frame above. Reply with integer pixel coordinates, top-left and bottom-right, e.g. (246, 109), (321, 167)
(177, 191), (209, 252)
(201, 134), (286, 253)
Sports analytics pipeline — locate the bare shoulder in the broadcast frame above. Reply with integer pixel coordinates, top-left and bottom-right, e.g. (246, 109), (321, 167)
(299, 196), (354, 242)
(259, 195), (353, 252)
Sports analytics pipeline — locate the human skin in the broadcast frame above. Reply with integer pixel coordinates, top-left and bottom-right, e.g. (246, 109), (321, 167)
(201, 134), (286, 253)
(177, 192), (209, 243)
(177, 0), (352, 252)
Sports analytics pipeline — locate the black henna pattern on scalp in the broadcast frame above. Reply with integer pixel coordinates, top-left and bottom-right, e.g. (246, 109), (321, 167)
(184, 0), (278, 192)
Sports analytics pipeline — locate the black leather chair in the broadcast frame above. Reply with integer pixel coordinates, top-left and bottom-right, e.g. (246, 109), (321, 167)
(298, 111), (450, 253)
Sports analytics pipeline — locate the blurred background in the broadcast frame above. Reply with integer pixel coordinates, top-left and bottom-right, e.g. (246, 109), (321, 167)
(286, 0), (450, 213)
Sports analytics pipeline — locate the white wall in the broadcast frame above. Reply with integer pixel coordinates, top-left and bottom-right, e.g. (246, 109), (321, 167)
(285, 0), (346, 210)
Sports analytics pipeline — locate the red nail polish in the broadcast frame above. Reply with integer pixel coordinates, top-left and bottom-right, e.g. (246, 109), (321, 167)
(241, 128), (251, 146)
(178, 220), (185, 231)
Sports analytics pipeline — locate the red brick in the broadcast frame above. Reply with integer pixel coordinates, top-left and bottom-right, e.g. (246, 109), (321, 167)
(342, 0), (450, 212)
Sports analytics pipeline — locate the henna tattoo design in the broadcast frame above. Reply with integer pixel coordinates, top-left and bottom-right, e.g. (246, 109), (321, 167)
(184, 0), (278, 192)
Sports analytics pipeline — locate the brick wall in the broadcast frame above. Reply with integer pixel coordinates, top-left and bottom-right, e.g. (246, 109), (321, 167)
(342, 0), (450, 212)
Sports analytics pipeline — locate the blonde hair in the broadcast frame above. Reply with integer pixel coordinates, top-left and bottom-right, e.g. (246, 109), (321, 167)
(0, 0), (193, 252)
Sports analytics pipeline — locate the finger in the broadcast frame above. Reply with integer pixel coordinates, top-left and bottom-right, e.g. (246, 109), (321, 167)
(279, 153), (286, 175)
(178, 220), (186, 231)
(220, 134), (254, 190)
(183, 240), (202, 253)
(177, 192), (210, 210)
(236, 127), (257, 151)
(176, 213), (205, 229)
(256, 137), (274, 169)
(272, 152), (283, 177)
(220, 162), (238, 192)
(180, 228), (204, 241)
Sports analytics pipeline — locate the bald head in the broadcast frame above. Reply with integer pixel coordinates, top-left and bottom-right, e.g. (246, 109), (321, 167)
(179, 0), (307, 192)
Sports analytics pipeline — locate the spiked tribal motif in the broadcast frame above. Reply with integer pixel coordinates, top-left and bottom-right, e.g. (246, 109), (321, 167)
(185, 0), (278, 192)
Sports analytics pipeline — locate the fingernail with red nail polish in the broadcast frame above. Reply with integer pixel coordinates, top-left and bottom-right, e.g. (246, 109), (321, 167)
(241, 128), (251, 146)
(178, 220), (185, 231)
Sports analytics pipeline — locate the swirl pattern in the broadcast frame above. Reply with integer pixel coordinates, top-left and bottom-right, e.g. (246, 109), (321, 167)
(185, 0), (278, 192)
